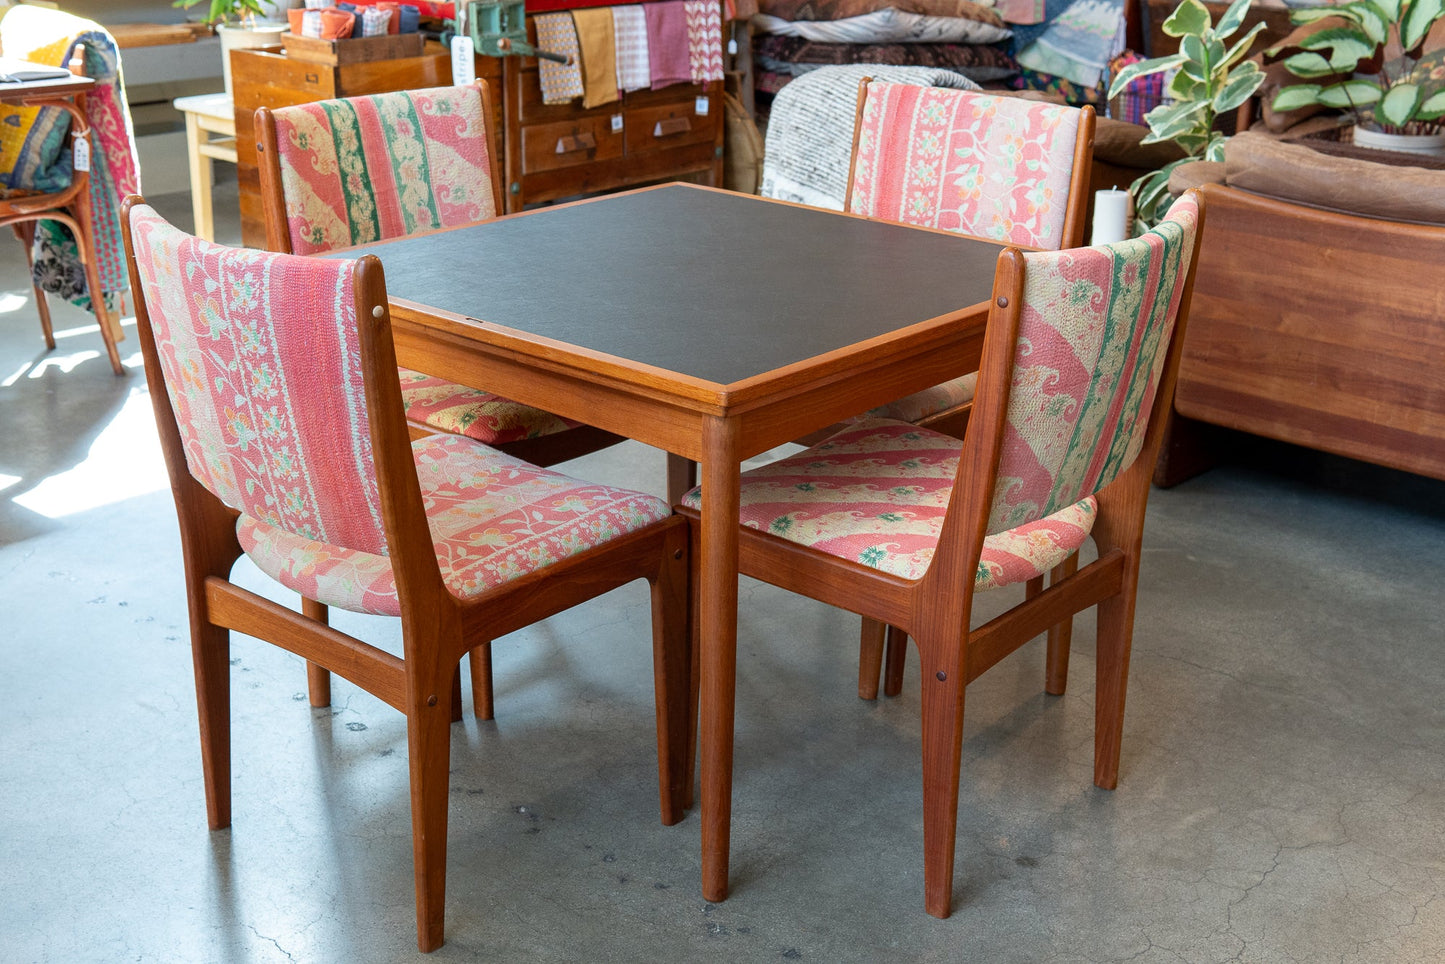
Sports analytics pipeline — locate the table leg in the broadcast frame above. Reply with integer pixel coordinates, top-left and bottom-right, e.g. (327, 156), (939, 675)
(698, 415), (741, 903)
(185, 111), (214, 243)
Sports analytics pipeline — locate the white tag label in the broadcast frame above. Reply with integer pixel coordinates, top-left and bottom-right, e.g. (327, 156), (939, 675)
(695, 96), (709, 116)
(73, 134), (90, 172)
(611, 113), (623, 133)
(450, 35), (476, 87)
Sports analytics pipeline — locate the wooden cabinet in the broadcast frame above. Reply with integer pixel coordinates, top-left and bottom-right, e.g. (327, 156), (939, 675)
(231, 35), (724, 247)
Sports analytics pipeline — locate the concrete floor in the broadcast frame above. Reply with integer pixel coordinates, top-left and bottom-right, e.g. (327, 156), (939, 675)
(2, 183), (1443, 963)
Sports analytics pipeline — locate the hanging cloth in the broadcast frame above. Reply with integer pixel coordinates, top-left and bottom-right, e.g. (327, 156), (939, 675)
(534, 12), (585, 104)
(571, 7), (619, 108)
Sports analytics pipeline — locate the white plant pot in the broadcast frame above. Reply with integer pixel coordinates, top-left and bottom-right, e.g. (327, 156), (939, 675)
(217, 21), (287, 96)
(1351, 125), (1445, 157)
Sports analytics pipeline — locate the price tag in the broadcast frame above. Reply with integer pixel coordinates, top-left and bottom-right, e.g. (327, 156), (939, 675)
(450, 35), (476, 87)
(695, 96), (710, 116)
(611, 113), (623, 133)
(73, 134), (90, 172)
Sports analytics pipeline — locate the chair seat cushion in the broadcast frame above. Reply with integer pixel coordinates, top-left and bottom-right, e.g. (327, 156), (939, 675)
(238, 434), (670, 616)
(868, 372), (978, 423)
(398, 367), (581, 444)
(681, 418), (1094, 590)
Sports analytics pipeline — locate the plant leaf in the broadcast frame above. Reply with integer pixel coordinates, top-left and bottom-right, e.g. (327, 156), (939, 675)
(1418, 89), (1445, 119)
(1107, 52), (1187, 98)
(1280, 51), (1348, 78)
(1271, 83), (1324, 111)
(1317, 78), (1384, 107)
(1141, 99), (1210, 143)
(1297, 26), (1378, 70)
(1402, 0), (1445, 51)
(1163, 0), (1211, 39)
(1378, 81), (1423, 125)
(1348, 0), (1391, 45)
(1214, 0), (1255, 37)
(1181, 34), (1209, 73)
(1220, 21), (1269, 71)
(1374, 0), (1404, 21)
(1213, 61), (1266, 113)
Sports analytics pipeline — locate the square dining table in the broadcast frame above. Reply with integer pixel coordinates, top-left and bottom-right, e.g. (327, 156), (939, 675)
(346, 182), (1005, 903)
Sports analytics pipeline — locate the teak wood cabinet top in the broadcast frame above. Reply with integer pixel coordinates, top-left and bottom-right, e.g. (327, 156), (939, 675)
(231, 40), (724, 248)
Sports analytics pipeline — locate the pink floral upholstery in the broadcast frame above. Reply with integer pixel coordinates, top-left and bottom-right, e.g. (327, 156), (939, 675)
(271, 86), (498, 256)
(128, 205), (386, 554)
(869, 372), (977, 423)
(988, 194), (1200, 533)
(848, 81), (1082, 248)
(239, 434), (671, 615)
(680, 418), (1094, 591)
(269, 86), (580, 447)
(397, 368), (581, 444)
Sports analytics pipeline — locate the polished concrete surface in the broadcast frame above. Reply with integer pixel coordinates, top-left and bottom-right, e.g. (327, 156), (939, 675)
(2, 185), (1443, 963)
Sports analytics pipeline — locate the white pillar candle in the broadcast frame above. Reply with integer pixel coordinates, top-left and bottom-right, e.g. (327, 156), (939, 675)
(1091, 188), (1132, 245)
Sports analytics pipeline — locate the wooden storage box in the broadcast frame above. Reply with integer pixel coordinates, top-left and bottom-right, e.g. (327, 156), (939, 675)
(281, 31), (425, 66)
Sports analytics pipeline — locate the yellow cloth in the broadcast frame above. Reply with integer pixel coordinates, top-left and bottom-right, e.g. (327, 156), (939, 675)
(0, 14), (80, 189)
(571, 8), (618, 110)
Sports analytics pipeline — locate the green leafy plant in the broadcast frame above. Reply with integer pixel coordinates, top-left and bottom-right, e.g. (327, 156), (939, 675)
(1107, 0), (1267, 226)
(1269, 0), (1445, 134)
(172, 0), (269, 27)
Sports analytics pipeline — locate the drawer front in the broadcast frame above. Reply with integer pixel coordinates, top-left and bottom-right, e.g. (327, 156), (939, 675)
(624, 95), (715, 156)
(520, 115), (624, 174)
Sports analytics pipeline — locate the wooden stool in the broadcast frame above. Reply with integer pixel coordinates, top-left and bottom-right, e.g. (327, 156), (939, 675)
(173, 92), (236, 242)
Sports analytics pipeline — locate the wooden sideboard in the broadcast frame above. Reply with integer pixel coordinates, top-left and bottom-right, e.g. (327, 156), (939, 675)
(231, 37), (724, 247)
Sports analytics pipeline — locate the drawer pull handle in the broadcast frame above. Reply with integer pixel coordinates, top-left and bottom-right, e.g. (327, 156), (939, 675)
(654, 117), (691, 138)
(555, 132), (596, 154)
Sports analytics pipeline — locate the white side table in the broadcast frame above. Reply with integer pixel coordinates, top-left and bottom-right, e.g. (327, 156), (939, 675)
(173, 92), (237, 242)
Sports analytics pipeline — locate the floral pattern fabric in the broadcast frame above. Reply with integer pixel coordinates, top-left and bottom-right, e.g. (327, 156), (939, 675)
(681, 418), (1094, 590)
(848, 80), (1080, 248)
(397, 368), (581, 444)
(271, 86), (497, 256)
(239, 434), (671, 615)
(869, 372), (977, 423)
(987, 195), (1199, 533)
(127, 207), (388, 554)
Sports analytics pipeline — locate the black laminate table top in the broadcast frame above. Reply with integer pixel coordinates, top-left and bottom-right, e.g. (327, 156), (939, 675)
(348, 183), (1004, 387)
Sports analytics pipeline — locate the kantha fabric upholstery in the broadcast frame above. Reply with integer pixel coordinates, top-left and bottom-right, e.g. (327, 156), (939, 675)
(269, 86), (579, 446)
(270, 86), (498, 257)
(128, 205), (670, 618)
(867, 371), (977, 423)
(681, 418), (1095, 591)
(847, 80), (1080, 248)
(239, 434), (670, 616)
(987, 193), (1199, 531)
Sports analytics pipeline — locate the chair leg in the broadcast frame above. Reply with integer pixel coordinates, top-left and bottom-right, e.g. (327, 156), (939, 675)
(300, 598), (332, 708)
(1093, 589), (1136, 791)
(882, 626), (908, 697)
(1044, 554), (1079, 696)
(407, 675), (455, 952)
(13, 223), (56, 350)
(916, 637), (966, 919)
(467, 644), (494, 721)
(650, 523), (691, 825)
(190, 615), (233, 830)
(858, 617), (886, 700)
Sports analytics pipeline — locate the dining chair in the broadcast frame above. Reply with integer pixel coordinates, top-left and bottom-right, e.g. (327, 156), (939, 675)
(679, 190), (1205, 917)
(842, 77), (1096, 697)
(254, 81), (623, 718)
(0, 6), (140, 375)
(121, 199), (691, 952)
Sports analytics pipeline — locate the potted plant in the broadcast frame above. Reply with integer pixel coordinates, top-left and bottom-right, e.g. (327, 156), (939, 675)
(1107, 0), (1268, 227)
(173, 0), (290, 96)
(1267, 0), (1445, 155)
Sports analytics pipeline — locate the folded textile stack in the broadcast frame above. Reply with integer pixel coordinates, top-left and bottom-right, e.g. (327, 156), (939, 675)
(1010, 0), (1125, 106)
(751, 0), (1015, 95)
(534, 0), (723, 106)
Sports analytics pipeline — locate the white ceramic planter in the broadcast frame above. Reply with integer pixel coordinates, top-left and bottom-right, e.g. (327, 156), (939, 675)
(217, 21), (287, 96)
(1352, 125), (1445, 157)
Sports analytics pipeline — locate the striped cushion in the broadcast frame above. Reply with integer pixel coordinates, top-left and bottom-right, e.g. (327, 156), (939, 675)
(681, 418), (1093, 591)
(239, 434), (671, 616)
(869, 372), (977, 424)
(398, 368), (580, 444)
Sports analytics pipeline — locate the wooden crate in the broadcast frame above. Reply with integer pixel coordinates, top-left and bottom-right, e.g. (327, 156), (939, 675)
(281, 31), (425, 66)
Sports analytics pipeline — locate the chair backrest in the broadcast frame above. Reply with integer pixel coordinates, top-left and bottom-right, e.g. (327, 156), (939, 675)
(846, 80), (1093, 250)
(984, 193), (1203, 534)
(259, 82), (501, 255)
(125, 202), (390, 555)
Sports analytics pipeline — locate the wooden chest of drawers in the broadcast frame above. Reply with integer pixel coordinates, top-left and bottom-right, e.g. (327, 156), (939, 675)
(231, 37), (724, 247)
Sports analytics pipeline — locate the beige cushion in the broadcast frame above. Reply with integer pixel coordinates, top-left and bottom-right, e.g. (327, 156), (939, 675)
(1222, 131), (1445, 226)
(1168, 160), (1225, 195)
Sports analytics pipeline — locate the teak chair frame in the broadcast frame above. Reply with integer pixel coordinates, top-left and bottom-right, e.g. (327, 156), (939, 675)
(682, 191), (1206, 917)
(0, 46), (125, 375)
(252, 79), (625, 720)
(121, 197), (692, 952)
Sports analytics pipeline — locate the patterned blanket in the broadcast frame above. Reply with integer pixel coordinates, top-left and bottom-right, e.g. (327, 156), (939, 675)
(1014, 0), (1126, 87)
(760, 64), (978, 210)
(0, 6), (140, 310)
